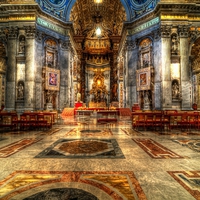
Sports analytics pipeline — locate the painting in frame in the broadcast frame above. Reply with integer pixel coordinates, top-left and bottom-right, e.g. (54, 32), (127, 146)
(136, 67), (151, 91)
(45, 67), (60, 91)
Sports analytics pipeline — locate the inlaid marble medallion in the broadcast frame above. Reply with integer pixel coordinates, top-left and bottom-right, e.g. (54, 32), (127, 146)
(35, 139), (125, 158)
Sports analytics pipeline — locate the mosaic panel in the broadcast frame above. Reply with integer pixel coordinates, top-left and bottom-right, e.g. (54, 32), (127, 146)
(0, 138), (42, 158)
(133, 138), (184, 159)
(0, 171), (147, 200)
(168, 171), (200, 200)
(35, 139), (125, 159)
(172, 139), (200, 152)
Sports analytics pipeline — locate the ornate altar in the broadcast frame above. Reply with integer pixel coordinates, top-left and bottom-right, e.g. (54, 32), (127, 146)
(89, 70), (108, 107)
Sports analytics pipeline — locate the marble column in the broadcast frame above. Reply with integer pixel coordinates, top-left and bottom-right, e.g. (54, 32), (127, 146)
(6, 27), (18, 111)
(179, 26), (192, 110)
(161, 25), (172, 109)
(24, 26), (36, 111)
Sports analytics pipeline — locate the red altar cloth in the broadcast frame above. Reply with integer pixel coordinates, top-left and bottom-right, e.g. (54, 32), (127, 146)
(74, 102), (83, 115)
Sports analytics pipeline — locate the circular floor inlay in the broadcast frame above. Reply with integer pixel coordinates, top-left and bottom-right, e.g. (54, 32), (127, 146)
(23, 188), (99, 200)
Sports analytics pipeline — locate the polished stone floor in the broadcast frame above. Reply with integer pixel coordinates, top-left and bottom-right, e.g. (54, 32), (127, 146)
(0, 115), (200, 200)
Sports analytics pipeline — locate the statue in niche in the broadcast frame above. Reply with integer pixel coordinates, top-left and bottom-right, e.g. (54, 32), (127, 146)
(19, 36), (25, 53)
(46, 90), (52, 103)
(171, 34), (179, 55)
(144, 92), (150, 104)
(172, 82), (179, 98)
(17, 83), (24, 99)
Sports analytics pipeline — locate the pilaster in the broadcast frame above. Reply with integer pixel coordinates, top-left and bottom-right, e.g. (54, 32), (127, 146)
(161, 25), (172, 109)
(24, 26), (36, 111)
(125, 38), (137, 108)
(178, 25), (192, 110)
(6, 26), (18, 111)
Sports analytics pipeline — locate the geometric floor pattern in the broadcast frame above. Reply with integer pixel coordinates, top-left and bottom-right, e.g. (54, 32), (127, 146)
(172, 139), (200, 152)
(0, 115), (199, 199)
(35, 139), (125, 159)
(0, 171), (147, 200)
(168, 171), (200, 200)
(133, 138), (184, 159)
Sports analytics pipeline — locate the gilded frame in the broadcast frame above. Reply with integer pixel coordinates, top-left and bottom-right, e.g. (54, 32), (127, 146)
(45, 67), (60, 91)
(136, 67), (151, 91)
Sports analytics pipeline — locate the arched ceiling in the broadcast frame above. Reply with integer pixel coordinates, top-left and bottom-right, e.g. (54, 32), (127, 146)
(70, 0), (126, 55)
(37, 0), (159, 22)
(70, 0), (126, 37)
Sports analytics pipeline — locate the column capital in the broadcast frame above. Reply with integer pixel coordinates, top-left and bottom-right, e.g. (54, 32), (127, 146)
(153, 28), (161, 41)
(160, 25), (172, 38)
(59, 39), (71, 50)
(24, 26), (36, 38)
(7, 26), (18, 39)
(35, 30), (44, 43)
(178, 25), (190, 38)
(125, 39), (137, 50)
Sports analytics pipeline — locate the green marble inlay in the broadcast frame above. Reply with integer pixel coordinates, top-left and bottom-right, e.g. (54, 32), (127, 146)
(128, 17), (160, 35)
(37, 17), (68, 36)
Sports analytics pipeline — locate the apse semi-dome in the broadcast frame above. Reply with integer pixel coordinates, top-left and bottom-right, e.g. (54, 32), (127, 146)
(37, 0), (160, 22)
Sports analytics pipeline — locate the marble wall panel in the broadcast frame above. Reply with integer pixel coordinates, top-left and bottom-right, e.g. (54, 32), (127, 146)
(181, 81), (192, 109)
(16, 62), (25, 82)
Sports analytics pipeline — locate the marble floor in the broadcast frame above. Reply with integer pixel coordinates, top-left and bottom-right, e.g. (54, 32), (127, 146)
(0, 116), (200, 200)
